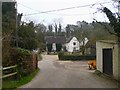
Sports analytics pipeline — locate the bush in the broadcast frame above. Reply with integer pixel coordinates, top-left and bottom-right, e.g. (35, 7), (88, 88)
(56, 44), (62, 52)
(8, 48), (38, 79)
(58, 51), (64, 60)
(38, 54), (42, 61)
(58, 52), (96, 61)
(46, 44), (52, 52)
(9, 48), (32, 78)
(17, 48), (32, 56)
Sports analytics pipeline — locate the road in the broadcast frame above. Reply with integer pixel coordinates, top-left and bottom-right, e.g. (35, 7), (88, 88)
(20, 54), (119, 88)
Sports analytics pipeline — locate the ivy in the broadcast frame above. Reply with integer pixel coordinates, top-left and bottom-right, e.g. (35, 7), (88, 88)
(103, 7), (120, 37)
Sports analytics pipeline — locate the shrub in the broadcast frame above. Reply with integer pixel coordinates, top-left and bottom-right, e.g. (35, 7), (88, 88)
(9, 48), (32, 78)
(46, 44), (52, 52)
(38, 54), (42, 61)
(56, 44), (62, 52)
(58, 51), (64, 60)
(58, 52), (96, 61)
(17, 48), (32, 56)
(8, 48), (38, 79)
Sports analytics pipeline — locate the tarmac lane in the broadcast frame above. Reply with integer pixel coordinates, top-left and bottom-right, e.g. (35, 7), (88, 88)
(20, 55), (119, 88)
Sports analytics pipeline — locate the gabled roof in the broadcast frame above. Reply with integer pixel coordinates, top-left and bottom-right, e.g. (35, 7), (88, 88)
(66, 36), (80, 43)
(45, 36), (66, 44)
(66, 36), (73, 43)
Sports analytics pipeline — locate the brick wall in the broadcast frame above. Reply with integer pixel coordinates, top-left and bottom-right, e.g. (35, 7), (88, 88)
(23, 53), (38, 74)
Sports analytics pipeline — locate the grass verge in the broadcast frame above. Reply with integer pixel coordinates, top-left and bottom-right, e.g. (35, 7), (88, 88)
(2, 68), (40, 90)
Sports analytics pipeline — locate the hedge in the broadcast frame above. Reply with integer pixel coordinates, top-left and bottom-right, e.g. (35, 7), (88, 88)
(58, 52), (96, 61)
(5, 48), (38, 79)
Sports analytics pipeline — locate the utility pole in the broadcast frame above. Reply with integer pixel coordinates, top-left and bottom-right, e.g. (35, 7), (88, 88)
(118, 1), (120, 17)
(0, 2), (2, 90)
(16, 2), (18, 47)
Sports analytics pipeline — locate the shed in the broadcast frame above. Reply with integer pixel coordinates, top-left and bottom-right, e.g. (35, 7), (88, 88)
(96, 40), (120, 81)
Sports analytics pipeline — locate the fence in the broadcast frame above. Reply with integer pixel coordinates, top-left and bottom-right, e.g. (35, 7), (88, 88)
(0, 65), (17, 79)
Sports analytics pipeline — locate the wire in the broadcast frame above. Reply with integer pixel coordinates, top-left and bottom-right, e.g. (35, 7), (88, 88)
(18, 3), (92, 16)
(18, 3), (42, 13)
(18, 2), (111, 16)
(43, 13), (94, 16)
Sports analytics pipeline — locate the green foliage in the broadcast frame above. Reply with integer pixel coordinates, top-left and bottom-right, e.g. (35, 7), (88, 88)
(58, 52), (96, 61)
(12, 48), (32, 78)
(18, 22), (38, 50)
(103, 7), (120, 37)
(46, 44), (52, 52)
(2, 2), (16, 66)
(17, 48), (32, 56)
(7, 48), (37, 79)
(56, 44), (62, 52)
(35, 24), (46, 51)
(38, 54), (42, 61)
(58, 51), (64, 60)
(2, 2), (16, 34)
(2, 68), (39, 89)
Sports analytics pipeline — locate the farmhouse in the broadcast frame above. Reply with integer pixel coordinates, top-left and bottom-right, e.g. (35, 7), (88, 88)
(65, 36), (80, 53)
(96, 40), (120, 81)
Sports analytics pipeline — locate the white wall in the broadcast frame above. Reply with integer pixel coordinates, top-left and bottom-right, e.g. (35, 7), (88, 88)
(96, 41), (119, 80)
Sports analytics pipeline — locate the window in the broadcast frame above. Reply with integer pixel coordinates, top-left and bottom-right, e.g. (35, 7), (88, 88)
(73, 47), (76, 51)
(73, 42), (76, 45)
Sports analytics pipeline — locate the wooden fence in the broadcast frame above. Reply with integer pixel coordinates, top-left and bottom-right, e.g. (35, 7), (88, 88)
(0, 65), (17, 79)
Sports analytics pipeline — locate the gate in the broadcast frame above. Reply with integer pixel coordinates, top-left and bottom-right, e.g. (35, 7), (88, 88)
(103, 49), (113, 76)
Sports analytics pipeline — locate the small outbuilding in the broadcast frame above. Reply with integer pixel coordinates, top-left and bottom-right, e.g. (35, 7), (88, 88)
(96, 40), (120, 81)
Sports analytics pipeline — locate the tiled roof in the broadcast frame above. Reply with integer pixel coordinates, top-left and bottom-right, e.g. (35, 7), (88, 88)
(45, 36), (66, 44)
(66, 36), (73, 43)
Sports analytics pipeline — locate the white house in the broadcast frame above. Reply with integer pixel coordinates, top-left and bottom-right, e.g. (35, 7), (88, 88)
(66, 37), (80, 53)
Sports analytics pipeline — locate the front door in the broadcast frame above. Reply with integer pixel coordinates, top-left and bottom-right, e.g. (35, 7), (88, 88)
(103, 49), (113, 76)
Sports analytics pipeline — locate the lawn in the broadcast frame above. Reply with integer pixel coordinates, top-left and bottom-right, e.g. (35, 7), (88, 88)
(2, 68), (39, 90)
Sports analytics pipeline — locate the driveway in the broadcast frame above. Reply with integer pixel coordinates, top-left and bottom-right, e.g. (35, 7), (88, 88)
(20, 54), (119, 88)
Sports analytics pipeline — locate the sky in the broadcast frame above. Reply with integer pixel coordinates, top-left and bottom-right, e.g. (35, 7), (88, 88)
(16, 0), (118, 26)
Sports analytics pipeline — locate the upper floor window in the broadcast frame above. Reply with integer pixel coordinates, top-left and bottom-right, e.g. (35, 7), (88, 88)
(73, 42), (76, 45)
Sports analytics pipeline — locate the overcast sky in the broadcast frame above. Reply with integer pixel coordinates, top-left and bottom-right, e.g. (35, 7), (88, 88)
(16, 0), (118, 26)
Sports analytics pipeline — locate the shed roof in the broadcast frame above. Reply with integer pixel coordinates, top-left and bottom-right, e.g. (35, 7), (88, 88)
(97, 40), (118, 44)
